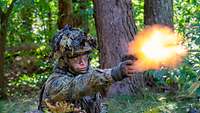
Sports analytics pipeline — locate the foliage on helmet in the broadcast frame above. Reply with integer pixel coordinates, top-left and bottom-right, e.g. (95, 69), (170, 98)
(52, 25), (96, 59)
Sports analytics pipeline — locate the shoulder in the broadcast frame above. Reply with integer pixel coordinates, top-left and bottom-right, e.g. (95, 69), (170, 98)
(44, 73), (71, 92)
(46, 72), (71, 84)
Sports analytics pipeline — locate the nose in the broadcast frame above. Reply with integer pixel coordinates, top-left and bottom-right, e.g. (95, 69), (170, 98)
(79, 58), (86, 66)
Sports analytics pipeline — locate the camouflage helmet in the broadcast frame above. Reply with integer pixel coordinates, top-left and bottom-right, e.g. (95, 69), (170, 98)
(52, 25), (95, 59)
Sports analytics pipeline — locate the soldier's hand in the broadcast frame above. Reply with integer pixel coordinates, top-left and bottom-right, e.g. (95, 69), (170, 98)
(111, 55), (137, 81)
(120, 59), (137, 77)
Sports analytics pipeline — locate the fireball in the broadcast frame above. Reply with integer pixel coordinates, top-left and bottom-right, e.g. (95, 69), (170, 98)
(128, 25), (187, 71)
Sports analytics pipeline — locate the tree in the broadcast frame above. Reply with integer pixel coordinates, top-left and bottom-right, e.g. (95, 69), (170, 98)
(58, 0), (73, 29)
(93, 0), (137, 96)
(0, 0), (18, 99)
(144, 0), (173, 27)
(58, 0), (89, 31)
(143, 0), (179, 93)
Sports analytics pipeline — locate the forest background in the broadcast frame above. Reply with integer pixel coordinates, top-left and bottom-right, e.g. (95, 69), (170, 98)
(0, 0), (199, 113)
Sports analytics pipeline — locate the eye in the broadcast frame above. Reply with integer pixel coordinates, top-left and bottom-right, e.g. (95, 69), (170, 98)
(74, 57), (79, 61)
(82, 55), (89, 60)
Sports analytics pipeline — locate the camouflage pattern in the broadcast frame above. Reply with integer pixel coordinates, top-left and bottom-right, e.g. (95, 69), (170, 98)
(37, 25), (126, 113)
(51, 25), (96, 74)
(38, 66), (124, 113)
(52, 25), (95, 59)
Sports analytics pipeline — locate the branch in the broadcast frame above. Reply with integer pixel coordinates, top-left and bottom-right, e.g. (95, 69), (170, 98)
(6, 43), (39, 52)
(5, 0), (18, 17)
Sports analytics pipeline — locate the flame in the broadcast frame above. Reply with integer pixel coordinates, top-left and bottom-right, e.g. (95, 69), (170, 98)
(128, 25), (187, 72)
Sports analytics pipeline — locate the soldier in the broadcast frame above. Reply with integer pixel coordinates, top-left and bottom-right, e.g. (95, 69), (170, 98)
(38, 25), (137, 113)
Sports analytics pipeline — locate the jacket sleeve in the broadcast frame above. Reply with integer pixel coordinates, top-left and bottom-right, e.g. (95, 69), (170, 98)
(44, 66), (125, 101)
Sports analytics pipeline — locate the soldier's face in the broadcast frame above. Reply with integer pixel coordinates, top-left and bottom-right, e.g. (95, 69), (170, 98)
(66, 54), (89, 74)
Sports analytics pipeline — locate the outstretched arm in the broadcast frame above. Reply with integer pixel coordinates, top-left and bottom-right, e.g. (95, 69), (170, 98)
(44, 59), (136, 101)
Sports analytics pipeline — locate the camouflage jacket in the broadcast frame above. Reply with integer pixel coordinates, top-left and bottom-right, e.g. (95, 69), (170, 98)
(38, 65), (124, 113)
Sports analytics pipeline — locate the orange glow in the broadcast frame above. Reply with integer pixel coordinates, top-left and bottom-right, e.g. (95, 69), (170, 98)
(128, 25), (187, 72)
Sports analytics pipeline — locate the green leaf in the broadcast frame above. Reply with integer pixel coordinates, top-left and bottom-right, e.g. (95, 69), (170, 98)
(195, 38), (200, 45)
(196, 88), (200, 96)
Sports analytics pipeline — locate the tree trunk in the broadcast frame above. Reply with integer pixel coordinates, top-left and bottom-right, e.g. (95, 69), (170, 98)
(0, 0), (17, 99)
(144, 0), (179, 94)
(93, 0), (137, 68)
(0, 14), (8, 99)
(58, 0), (73, 29)
(144, 0), (173, 28)
(93, 0), (137, 97)
(57, 0), (89, 31)
(58, 0), (89, 33)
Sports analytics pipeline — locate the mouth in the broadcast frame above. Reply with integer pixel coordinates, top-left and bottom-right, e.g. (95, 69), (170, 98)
(79, 67), (87, 71)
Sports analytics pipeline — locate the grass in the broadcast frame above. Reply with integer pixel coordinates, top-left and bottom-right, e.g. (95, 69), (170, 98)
(0, 91), (199, 113)
(0, 97), (38, 113)
(106, 91), (200, 113)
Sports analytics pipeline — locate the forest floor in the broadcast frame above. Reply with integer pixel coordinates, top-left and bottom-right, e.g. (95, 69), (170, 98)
(107, 92), (199, 113)
(0, 91), (199, 113)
